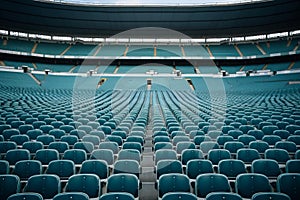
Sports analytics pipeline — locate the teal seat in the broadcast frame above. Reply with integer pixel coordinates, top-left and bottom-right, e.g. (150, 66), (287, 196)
(99, 192), (134, 200)
(63, 149), (87, 164)
(7, 193), (43, 200)
(65, 174), (101, 198)
(90, 149), (114, 165)
(35, 149), (59, 165)
(195, 173), (231, 198)
(206, 192), (242, 200)
(46, 160), (75, 179)
(186, 159), (213, 179)
(286, 160), (300, 173)
(114, 160), (140, 177)
(5, 149), (30, 165)
(158, 173), (190, 198)
(80, 160), (109, 179)
(107, 174), (139, 198)
(162, 192), (197, 200)
(277, 173), (300, 200)
(218, 159), (246, 179)
(251, 159), (281, 178)
(251, 192), (291, 200)
(156, 160), (182, 179)
(24, 174), (61, 199)
(0, 175), (20, 200)
(208, 149), (231, 165)
(13, 160), (42, 179)
(181, 149), (203, 165)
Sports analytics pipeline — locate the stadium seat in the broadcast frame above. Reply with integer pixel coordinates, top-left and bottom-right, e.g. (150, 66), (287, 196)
(105, 135), (123, 146)
(90, 149), (114, 165)
(5, 149), (30, 165)
(158, 173), (190, 198)
(24, 174), (61, 199)
(195, 173), (231, 198)
(275, 141), (297, 153)
(286, 160), (300, 173)
(156, 160), (182, 179)
(63, 149), (87, 164)
(74, 141), (94, 153)
(235, 173), (272, 198)
(181, 149), (204, 165)
(208, 149), (231, 165)
(277, 173), (300, 200)
(161, 192), (197, 200)
(80, 160), (109, 180)
(265, 149), (290, 164)
(118, 149), (141, 163)
(36, 135), (55, 145)
(251, 192), (291, 200)
(53, 192), (89, 200)
(99, 192), (135, 200)
(107, 174), (139, 198)
(35, 149), (59, 165)
(114, 160), (140, 177)
(65, 174), (101, 198)
(251, 159), (281, 178)
(154, 142), (173, 151)
(218, 159), (246, 179)
(7, 193), (43, 200)
(0, 160), (9, 174)
(99, 141), (119, 154)
(155, 149), (177, 164)
(0, 175), (20, 200)
(46, 160), (75, 179)
(206, 192), (242, 200)
(186, 159), (213, 179)
(22, 141), (43, 154)
(262, 135), (281, 146)
(13, 160), (42, 180)
(236, 148), (260, 164)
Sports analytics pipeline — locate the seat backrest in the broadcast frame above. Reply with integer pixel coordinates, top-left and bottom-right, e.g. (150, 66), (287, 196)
(286, 160), (300, 173)
(208, 149), (231, 165)
(199, 141), (220, 154)
(13, 160), (42, 179)
(22, 141), (44, 154)
(118, 149), (141, 163)
(277, 173), (300, 200)
(0, 174), (20, 200)
(0, 160), (9, 174)
(90, 149), (114, 165)
(251, 159), (281, 177)
(80, 160), (109, 179)
(236, 148), (260, 164)
(264, 149), (290, 164)
(107, 173), (139, 198)
(251, 192), (291, 200)
(113, 160), (140, 177)
(0, 141), (17, 153)
(154, 142), (173, 151)
(275, 141), (297, 153)
(161, 192), (198, 200)
(99, 192), (135, 200)
(73, 142), (94, 153)
(46, 160), (75, 178)
(249, 141), (270, 153)
(7, 193), (44, 200)
(48, 141), (69, 154)
(24, 174), (61, 199)
(224, 141), (244, 154)
(206, 192), (242, 200)
(156, 160), (182, 179)
(36, 135), (55, 145)
(63, 149), (87, 164)
(181, 149), (204, 165)
(122, 142), (142, 153)
(60, 135), (78, 145)
(158, 173), (190, 198)
(195, 173), (231, 197)
(35, 149), (59, 165)
(65, 174), (100, 198)
(98, 141), (119, 154)
(155, 149), (177, 164)
(218, 159), (246, 178)
(53, 192), (91, 200)
(5, 149), (30, 165)
(186, 159), (213, 179)
(236, 173), (271, 198)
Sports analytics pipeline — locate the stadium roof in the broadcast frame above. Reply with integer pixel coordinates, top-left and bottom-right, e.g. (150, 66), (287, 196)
(0, 0), (299, 38)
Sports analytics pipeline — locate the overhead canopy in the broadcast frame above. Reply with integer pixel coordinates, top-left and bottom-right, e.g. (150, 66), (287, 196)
(0, 0), (299, 38)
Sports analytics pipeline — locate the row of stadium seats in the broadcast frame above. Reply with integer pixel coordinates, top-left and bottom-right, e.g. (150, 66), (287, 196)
(0, 38), (298, 57)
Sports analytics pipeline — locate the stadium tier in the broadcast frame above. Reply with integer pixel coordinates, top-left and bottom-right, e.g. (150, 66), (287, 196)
(0, 0), (300, 199)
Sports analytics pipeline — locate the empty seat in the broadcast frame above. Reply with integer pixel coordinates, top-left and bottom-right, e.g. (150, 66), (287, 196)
(286, 160), (300, 173)
(49, 129), (66, 139)
(161, 192), (197, 200)
(181, 149), (204, 165)
(99, 142), (119, 154)
(262, 125), (279, 135)
(265, 149), (290, 164)
(275, 141), (297, 153)
(65, 174), (101, 198)
(273, 130), (290, 139)
(80, 160), (109, 180)
(235, 173), (272, 198)
(154, 142), (173, 151)
(176, 141), (195, 154)
(236, 148), (260, 164)
(0, 160), (9, 174)
(105, 135), (123, 146)
(238, 135), (256, 146)
(251, 159), (281, 178)
(5, 149), (30, 165)
(194, 135), (212, 146)
(26, 129), (43, 140)
(208, 149), (231, 165)
(36, 135), (55, 145)
(206, 192), (242, 200)
(216, 135), (234, 146)
(22, 141), (43, 154)
(35, 149), (59, 165)
(251, 192), (291, 200)
(118, 149), (141, 163)
(63, 149), (87, 164)
(99, 192), (135, 200)
(156, 160), (182, 179)
(61, 135), (78, 146)
(0, 174), (20, 200)
(0, 141), (17, 154)
(107, 174), (139, 198)
(53, 192), (89, 200)
(218, 159), (246, 179)
(277, 173), (300, 200)
(186, 159), (213, 179)
(249, 141), (270, 154)
(248, 130), (264, 140)
(46, 160), (75, 179)
(90, 149), (114, 165)
(114, 160), (140, 177)
(195, 173), (231, 198)
(158, 173), (190, 198)
(155, 149), (177, 164)
(199, 141), (220, 154)
(82, 135), (101, 146)
(10, 135), (29, 146)
(24, 174), (61, 199)
(7, 193), (43, 200)
(228, 130), (243, 139)
(287, 135), (300, 146)
(153, 136), (171, 144)
(13, 160), (42, 180)
(262, 135), (281, 146)
(74, 142), (94, 153)
(2, 129), (20, 140)
(224, 141), (244, 154)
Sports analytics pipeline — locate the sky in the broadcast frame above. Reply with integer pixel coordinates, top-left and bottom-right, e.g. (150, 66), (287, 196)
(59, 0), (252, 5)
